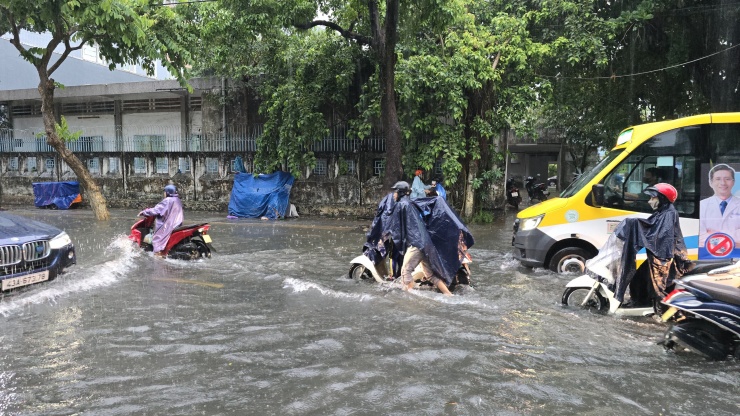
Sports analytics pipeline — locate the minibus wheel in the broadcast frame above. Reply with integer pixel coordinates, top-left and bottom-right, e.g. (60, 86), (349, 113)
(550, 248), (591, 274)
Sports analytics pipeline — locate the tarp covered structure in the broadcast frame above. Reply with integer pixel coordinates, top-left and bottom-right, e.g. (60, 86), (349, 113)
(227, 172), (295, 219)
(32, 181), (82, 209)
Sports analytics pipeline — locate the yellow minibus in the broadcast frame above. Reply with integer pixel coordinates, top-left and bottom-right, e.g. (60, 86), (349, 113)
(512, 113), (740, 273)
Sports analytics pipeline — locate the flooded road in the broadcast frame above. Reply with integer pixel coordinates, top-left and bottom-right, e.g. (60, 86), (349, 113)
(1, 208), (738, 415)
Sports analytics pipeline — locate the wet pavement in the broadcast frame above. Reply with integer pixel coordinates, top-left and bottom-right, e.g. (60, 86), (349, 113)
(0, 208), (738, 415)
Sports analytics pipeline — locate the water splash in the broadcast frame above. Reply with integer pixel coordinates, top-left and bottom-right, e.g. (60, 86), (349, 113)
(0, 235), (139, 316)
(283, 277), (374, 301)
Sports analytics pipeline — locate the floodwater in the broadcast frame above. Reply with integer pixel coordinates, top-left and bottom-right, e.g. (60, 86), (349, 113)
(0, 208), (737, 415)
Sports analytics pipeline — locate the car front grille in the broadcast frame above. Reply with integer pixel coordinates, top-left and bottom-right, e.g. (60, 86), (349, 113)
(23, 240), (51, 261)
(0, 240), (51, 268)
(0, 245), (23, 266)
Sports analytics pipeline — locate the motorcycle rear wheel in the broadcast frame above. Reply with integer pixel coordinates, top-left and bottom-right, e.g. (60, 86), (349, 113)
(663, 320), (732, 360)
(562, 287), (607, 311)
(348, 264), (373, 280)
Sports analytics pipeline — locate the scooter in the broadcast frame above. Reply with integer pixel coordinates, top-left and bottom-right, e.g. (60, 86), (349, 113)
(525, 175), (549, 203)
(506, 178), (522, 210)
(348, 250), (471, 293)
(128, 215), (214, 260)
(562, 232), (733, 316)
(659, 269), (740, 360)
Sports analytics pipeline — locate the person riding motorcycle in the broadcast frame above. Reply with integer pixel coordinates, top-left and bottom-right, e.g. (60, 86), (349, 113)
(139, 184), (184, 257)
(388, 180), (453, 295)
(612, 183), (693, 307)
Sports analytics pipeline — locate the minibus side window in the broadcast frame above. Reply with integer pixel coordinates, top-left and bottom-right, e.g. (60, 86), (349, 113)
(592, 126), (704, 217)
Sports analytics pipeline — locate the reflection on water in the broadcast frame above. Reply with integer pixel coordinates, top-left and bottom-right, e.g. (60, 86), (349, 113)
(0, 208), (737, 415)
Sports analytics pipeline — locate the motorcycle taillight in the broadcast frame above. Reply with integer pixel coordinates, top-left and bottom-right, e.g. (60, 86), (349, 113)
(662, 287), (687, 303)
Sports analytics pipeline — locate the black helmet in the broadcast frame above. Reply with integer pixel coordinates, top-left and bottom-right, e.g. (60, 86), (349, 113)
(391, 181), (410, 191)
(391, 181), (410, 196)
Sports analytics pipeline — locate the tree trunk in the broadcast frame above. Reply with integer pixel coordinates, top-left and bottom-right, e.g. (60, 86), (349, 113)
(367, 0), (403, 190)
(462, 159), (477, 218)
(38, 77), (110, 221)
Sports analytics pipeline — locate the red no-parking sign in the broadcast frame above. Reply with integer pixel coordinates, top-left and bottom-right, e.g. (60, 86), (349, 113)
(705, 232), (734, 257)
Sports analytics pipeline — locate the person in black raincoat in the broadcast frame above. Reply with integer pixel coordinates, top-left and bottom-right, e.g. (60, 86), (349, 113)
(612, 183), (692, 306)
(363, 181), (474, 295)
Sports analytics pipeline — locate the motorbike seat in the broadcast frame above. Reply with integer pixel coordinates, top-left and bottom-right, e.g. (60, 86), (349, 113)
(682, 260), (735, 276)
(687, 280), (740, 306)
(173, 223), (209, 233)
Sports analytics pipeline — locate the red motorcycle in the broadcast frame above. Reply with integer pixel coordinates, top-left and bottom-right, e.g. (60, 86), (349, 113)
(128, 216), (214, 260)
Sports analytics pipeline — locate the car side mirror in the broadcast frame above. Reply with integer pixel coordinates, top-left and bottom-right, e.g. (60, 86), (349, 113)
(592, 184), (605, 207)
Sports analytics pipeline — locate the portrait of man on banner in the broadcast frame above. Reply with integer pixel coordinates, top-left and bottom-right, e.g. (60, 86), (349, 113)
(699, 163), (740, 259)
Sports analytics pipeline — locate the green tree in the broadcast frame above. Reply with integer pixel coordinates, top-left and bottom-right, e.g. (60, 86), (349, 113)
(1, 0), (194, 220)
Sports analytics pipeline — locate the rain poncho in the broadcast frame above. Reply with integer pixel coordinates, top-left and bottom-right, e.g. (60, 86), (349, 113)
(435, 183), (447, 200)
(139, 192), (184, 253)
(411, 176), (427, 199)
(364, 195), (474, 286)
(610, 200), (691, 302)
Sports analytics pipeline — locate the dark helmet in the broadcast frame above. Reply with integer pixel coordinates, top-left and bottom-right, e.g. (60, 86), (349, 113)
(164, 184), (178, 196)
(644, 183), (677, 203)
(391, 181), (410, 196)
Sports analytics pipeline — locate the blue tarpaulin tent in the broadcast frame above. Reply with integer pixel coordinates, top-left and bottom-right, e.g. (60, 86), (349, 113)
(227, 172), (295, 219)
(32, 181), (82, 209)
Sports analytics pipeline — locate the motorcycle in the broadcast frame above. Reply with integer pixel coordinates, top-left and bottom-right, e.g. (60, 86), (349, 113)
(348, 250), (471, 294)
(562, 231), (733, 316)
(660, 269), (740, 360)
(128, 215), (214, 260)
(506, 178), (522, 210)
(525, 175), (549, 203)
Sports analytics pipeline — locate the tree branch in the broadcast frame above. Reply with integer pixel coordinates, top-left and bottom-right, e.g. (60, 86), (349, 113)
(49, 34), (85, 76)
(293, 20), (372, 45)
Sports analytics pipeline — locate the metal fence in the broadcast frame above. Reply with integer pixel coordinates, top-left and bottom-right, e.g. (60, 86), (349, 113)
(0, 124), (386, 154)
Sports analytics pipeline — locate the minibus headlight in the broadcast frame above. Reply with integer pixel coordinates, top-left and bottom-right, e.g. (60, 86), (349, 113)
(49, 231), (72, 249)
(519, 215), (544, 231)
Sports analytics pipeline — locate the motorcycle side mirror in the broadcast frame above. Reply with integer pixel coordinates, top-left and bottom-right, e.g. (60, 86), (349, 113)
(591, 184), (605, 207)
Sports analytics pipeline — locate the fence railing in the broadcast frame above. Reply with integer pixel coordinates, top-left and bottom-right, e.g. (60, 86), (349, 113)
(0, 124), (386, 154)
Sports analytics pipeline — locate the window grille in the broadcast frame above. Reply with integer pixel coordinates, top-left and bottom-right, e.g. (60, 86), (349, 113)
(178, 157), (190, 173)
(45, 158), (55, 171)
(87, 158), (99, 174)
(108, 157), (120, 174)
(314, 159), (327, 176)
(134, 157), (146, 174)
(345, 159), (356, 174)
(206, 158), (219, 174)
(8, 157), (18, 171)
(27, 157), (37, 172)
(133, 135), (165, 152)
(156, 157), (169, 174)
(373, 159), (385, 176)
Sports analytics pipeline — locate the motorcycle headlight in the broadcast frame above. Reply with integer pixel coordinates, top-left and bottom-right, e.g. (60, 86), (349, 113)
(49, 231), (72, 249)
(519, 214), (544, 231)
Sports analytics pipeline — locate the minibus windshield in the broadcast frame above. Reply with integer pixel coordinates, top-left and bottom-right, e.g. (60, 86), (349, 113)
(560, 150), (623, 198)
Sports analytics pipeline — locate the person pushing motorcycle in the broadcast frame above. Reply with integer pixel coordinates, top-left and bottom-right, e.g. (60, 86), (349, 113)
(139, 184), (184, 257)
(613, 183), (693, 307)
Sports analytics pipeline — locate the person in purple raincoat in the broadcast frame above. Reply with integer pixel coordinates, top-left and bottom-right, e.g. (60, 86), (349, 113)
(139, 184), (184, 256)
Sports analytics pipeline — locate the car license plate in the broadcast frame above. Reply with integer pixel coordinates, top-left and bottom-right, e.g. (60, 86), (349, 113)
(511, 192), (518, 197)
(2, 270), (50, 291)
(202, 234), (212, 244)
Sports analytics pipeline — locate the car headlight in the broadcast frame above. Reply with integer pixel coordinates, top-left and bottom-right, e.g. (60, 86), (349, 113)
(519, 214), (544, 231)
(49, 231), (72, 249)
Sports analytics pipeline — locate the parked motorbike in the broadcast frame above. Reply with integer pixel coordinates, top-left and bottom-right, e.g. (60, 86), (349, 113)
(506, 178), (522, 210)
(660, 269), (740, 360)
(128, 215), (214, 260)
(348, 250), (471, 293)
(525, 175), (549, 203)
(562, 231), (732, 316)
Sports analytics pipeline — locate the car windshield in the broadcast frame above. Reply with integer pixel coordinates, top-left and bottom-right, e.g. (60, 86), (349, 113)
(560, 150), (624, 198)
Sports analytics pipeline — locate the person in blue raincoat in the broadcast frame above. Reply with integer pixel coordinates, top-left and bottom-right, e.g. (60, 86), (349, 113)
(431, 179), (447, 200)
(139, 184), (184, 256)
(410, 169), (428, 199)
